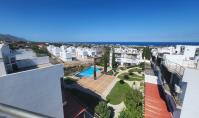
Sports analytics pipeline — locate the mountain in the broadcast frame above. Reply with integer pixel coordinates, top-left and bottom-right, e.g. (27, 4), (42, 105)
(0, 34), (27, 42)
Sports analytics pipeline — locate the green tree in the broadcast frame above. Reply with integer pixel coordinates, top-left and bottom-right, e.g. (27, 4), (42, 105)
(103, 47), (110, 73)
(31, 45), (50, 57)
(95, 101), (111, 118)
(119, 110), (132, 118)
(112, 49), (117, 69)
(122, 89), (143, 118)
(142, 46), (151, 60)
(138, 62), (145, 70)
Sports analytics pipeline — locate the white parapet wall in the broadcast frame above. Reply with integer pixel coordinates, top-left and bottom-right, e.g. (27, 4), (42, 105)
(180, 68), (199, 118)
(164, 54), (185, 65)
(0, 64), (64, 118)
(16, 56), (50, 68)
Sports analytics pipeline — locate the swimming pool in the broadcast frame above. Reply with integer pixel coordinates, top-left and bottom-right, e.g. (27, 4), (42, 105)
(77, 66), (100, 78)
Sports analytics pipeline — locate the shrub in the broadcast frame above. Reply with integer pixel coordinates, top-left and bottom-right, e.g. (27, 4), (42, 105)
(95, 101), (111, 118)
(124, 74), (129, 80)
(120, 67), (126, 70)
(129, 72), (134, 75)
(119, 80), (125, 84)
(128, 68), (142, 73)
(138, 62), (145, 70)
(123, 89), (143, 118)
(119, 110), (132, 118)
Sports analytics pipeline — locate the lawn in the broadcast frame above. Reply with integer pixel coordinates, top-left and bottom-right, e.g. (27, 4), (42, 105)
(106, 81), (131, 105)
(118, 72), (144, 81)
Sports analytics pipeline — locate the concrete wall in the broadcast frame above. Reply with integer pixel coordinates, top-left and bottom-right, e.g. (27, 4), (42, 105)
(0, 64), (64, 118)
(184, 46), (197, 59)
(180, 68), (199, 118)
(0, 60), (6, 76)
(0, 44), (11, 57)
(16, 56), (50, 68)
(15, 49), (36, 60)
(164, 54), (185, 65)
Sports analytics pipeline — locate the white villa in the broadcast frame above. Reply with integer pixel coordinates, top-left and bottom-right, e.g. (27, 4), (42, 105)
(47, 45), (103, 61)
(47, 45), (61, 57)
(109, 47), (143, 67)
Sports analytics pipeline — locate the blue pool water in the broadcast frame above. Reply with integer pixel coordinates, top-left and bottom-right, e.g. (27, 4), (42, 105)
(77, 66), (100, 78)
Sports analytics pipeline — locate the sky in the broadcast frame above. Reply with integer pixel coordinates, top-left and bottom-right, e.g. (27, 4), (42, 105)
(0, 0), (199, 42)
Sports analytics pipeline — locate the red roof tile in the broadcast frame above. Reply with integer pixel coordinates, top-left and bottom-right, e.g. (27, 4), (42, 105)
(144, 83), (172, 118)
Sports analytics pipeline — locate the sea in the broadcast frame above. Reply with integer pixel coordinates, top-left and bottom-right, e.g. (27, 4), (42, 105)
(66, 42), (199, 46)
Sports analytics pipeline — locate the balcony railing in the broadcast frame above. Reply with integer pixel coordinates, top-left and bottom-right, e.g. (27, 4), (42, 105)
(162, 83), (183, 107)
(162, 59), (185, 78)
(152, 61), (184, 108)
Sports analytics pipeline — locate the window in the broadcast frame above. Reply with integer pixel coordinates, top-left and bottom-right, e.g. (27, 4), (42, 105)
(195, 48), (199, 57)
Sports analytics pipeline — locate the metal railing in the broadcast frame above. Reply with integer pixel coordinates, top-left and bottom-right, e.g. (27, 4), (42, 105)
(0, 103), (52, 118)
(152, 61), (184, 108)
(162, 59), (185, 78)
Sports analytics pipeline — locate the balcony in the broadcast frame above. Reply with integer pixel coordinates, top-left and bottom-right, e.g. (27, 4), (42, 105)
(152, 60), (184, 108)
(162, 59), (185, 78)
(162, 82), (183, 108)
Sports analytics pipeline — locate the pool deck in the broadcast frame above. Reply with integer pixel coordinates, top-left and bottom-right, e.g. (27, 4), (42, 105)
(76, 74), (115, 98)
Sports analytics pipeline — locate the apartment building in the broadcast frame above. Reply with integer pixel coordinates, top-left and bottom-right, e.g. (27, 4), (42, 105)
(47, 45), (103, 61)
(47, 45), (61, 57)
(151, 45), (199, 118)
(109, 47), (143, 67)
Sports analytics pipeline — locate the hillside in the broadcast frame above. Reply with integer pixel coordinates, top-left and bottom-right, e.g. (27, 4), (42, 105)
(0, 34), (27, 42)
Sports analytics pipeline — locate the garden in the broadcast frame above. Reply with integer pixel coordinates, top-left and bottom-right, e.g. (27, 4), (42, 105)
(106, 80), (131, 105)
(118, 72), (144, 81)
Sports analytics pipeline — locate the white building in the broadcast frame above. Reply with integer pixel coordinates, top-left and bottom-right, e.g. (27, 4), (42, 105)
(60, 51), (73, 61)
(66, 46), (76, 58)
(47, 45), (103, 61)
(0, 43), (50, 76)
(76, 47), (88, 59)
(47, 45), (61, 57)
(86, 47), (102, 57)
(163, 45), (199, 69)
(0, 43), (16, 75)
(151, 45), (199, 118)
(109, 47), (143, 67)
(151, 46), (176, 58)
(0, 43), (64, 118)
